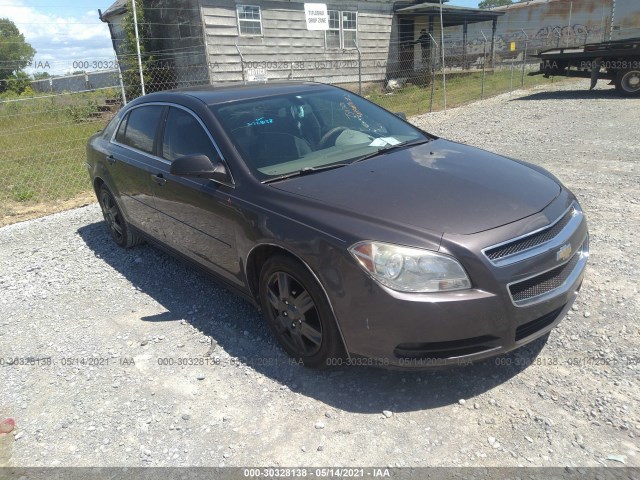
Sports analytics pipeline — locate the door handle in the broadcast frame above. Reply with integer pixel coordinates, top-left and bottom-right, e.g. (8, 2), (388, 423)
(107, 154), (116, 165)
(151, 173), (167, 186)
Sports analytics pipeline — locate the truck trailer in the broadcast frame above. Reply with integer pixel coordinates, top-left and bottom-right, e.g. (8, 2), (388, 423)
(531, 37), (640, 96)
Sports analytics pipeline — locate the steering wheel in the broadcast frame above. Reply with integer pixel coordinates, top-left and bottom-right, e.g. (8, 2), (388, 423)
(317, 126), (349, 149)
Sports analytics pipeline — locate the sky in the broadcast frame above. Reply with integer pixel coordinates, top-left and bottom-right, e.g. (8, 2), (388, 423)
(2, 0), (481, 76)
(2, 0), (115, 75)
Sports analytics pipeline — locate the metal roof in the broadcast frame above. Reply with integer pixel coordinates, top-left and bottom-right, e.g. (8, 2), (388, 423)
(101, 0), (128, 21)
(395, 3), (504, 26)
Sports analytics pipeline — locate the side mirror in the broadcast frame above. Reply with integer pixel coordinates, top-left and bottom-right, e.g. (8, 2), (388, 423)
(394, 112), (407, 120)
(170, 154), (230, 183)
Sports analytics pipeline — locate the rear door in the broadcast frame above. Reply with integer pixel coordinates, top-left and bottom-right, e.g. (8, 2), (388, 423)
(109, 104), (165, 238)
(150, 105), (241, 286)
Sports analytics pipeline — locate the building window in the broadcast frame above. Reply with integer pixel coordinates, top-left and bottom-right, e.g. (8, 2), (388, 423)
(326, 11), (341, 49)
(237, 5), (262, 36)
(325, 10), (357, 49)
(342, 11), (357, 49)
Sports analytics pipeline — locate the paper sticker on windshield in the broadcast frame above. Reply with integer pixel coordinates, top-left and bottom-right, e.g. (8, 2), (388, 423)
(369, 137), (401, 147)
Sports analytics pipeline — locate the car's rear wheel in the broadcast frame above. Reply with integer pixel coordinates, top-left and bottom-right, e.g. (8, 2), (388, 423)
(259, 255), (344, 368)
(98, 185), (142, 248)
(615, 68), (640, 97)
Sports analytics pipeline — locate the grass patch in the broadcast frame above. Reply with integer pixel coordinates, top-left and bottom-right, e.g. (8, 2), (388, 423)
(366, 69), (570, 117)
(0, 90), (118, 209)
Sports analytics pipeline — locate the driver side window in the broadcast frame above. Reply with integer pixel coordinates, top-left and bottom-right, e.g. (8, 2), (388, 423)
(161, 107), (220, 163)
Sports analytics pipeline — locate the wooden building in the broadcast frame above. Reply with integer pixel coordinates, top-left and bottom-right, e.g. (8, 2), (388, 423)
(100, 0), (503, 87)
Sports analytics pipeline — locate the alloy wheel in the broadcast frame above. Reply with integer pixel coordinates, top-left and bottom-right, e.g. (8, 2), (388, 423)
(265, 271), (323, 356)
(99, 190), (124, 243)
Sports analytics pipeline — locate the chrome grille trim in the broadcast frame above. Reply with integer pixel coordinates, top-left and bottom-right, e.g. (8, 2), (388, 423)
(507, 237), (589, 307)
(482, 202), (582, 267)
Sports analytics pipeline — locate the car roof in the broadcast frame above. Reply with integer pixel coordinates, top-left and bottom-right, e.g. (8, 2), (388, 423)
(141, 81), (335, 106)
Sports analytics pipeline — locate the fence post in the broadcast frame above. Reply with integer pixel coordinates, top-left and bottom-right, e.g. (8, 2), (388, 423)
(510, 56), (515, 95)
(439, 0), (446, 113)
(521, 29), (529, 88)
(354, 40), (362, 95)
(235, 43), (246, 82)
(131, 0), (146, 96)
(428, 33), (438, 113)
(567, 1), (573, 47)
(481, 30), (487, 100)
(117, 63), (128, 105)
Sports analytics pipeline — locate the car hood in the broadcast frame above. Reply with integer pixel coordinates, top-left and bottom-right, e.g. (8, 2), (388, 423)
(270, 139), (561, 236)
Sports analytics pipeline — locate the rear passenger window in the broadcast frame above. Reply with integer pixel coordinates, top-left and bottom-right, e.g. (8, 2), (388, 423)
(122, 105), (163, 154)
(115, 112), (129, 143)
(162, 107), (219, 162)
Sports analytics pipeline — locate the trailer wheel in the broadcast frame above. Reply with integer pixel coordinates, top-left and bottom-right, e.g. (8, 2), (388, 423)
(615, 69), (640, 97)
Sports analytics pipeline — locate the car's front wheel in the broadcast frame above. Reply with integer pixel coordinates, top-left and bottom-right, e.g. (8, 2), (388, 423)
(98, 185), (143, 248)
(259, 255), (345, 368)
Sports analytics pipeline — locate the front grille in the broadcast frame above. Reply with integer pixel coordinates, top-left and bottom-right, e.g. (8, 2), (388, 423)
(394, 335), (499, 360)
(515, 305), (565, 341)
(485, 206), (575, 261)
(509, 252), (581, 303)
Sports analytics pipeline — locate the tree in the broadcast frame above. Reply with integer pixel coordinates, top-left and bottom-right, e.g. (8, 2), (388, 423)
(478, 0), (513, 9)
(5, 71), (32, 95)
(32, 71), (51, 80)
(0, 18), (36, 88)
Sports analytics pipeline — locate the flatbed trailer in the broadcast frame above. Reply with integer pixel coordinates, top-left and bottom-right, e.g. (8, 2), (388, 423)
(530, 37), (640, 97)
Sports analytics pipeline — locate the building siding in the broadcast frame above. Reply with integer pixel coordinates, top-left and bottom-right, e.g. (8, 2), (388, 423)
(202, 0), (394, 83)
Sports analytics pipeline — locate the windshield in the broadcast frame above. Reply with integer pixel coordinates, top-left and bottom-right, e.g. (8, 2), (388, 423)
(210, 87), (428, 181)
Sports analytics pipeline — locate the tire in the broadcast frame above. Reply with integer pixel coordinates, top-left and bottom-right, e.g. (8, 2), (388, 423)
(258, 254), (345, 369)
(615, 69), (640, 97)
(98, 185), (143, 248)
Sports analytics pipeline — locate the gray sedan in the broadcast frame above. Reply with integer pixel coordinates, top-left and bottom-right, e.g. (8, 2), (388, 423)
(86, 81), (588, 369)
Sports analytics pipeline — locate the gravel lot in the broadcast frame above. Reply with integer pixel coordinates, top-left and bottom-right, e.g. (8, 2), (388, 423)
(1, 79), (639, 469)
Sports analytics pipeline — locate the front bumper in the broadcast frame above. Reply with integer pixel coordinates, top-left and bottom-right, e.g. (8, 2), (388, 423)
(324, 201), (589, 369)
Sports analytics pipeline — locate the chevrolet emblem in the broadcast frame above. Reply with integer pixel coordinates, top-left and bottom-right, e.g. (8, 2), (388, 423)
(556, 243), (572, 262)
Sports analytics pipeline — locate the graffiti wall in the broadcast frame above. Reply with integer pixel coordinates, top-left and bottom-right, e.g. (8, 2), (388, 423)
(456, 0), (639, 63)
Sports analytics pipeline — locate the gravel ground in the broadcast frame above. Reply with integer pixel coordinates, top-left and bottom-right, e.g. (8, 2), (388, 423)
(1, 79), (639, 468)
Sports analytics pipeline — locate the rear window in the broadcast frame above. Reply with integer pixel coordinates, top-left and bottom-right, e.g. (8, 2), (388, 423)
(114, 112), (128, 143)
(121, 105), (164, 154)
(103, 111), (124, 140)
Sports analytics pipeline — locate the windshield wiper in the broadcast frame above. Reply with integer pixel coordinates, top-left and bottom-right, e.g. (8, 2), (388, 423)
(262, 163), (350, 184)
(352, 139), (432, 164)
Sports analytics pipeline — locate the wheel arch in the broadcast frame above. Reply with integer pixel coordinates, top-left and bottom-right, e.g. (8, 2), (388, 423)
(93, 176), (105, 195)
(93, 176), (132, 224)
(245, 243), (351, 359)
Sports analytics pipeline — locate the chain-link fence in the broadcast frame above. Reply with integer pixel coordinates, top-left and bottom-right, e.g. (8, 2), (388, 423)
(1, 30), (574, 224)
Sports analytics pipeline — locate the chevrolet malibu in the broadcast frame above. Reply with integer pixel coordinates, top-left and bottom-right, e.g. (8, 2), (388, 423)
(86, 82), (588, 369)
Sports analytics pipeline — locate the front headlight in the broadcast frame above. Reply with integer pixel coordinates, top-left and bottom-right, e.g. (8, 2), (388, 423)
(349, 241), (471, 293)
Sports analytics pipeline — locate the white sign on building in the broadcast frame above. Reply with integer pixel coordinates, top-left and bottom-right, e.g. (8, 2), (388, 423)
(304, 3), (329, 31)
